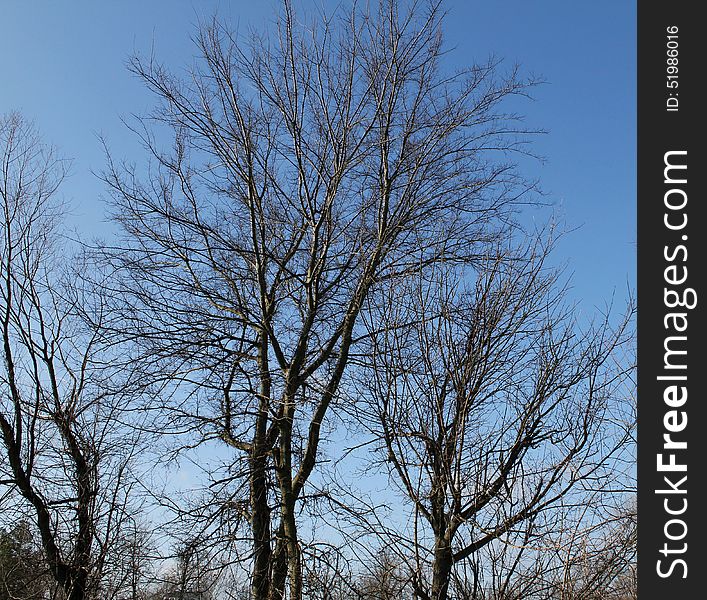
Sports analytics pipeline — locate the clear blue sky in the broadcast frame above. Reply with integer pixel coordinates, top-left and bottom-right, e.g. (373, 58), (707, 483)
(1, 0), (635, 311)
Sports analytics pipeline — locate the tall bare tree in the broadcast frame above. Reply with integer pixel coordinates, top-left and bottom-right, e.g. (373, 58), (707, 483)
(97, 2), (540, 598)
(358, 235), (635, 600)
(0, 112), (144, 600)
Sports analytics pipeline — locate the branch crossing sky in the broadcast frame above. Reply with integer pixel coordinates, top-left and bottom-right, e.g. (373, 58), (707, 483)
(1, 0), (635, 310)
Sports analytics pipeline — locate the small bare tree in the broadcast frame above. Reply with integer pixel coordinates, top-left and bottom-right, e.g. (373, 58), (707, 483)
(0, 112), (144, 600)
(97, 2), (540, 598)
(359, 235), (634, 600)
(0, 519), (52, 599)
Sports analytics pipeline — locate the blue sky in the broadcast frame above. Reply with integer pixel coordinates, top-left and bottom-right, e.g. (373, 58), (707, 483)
(1, 0), (635, 311)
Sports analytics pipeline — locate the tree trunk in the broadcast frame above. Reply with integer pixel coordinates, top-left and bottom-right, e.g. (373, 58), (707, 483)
(431, 536), (454, 600)
(66, 572), (87, 600)
(251, 337), (274, 600)
(282, 500), (302, 600)
(268, 529), (288, 600)
(250, 444), (272, 600)
(276, 438), (302, 599)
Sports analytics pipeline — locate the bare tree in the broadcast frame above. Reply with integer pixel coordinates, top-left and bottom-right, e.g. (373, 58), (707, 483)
(548, 500), (636, 600)
(0, 112), (144, 600)
(358, 235), (634, 600)
(149, 538), (222, 600)
(354, 550), (411, 600)
(438, 500), (636, 600)
(0, 519), (53, 599)
(96, 1), (539, 598)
